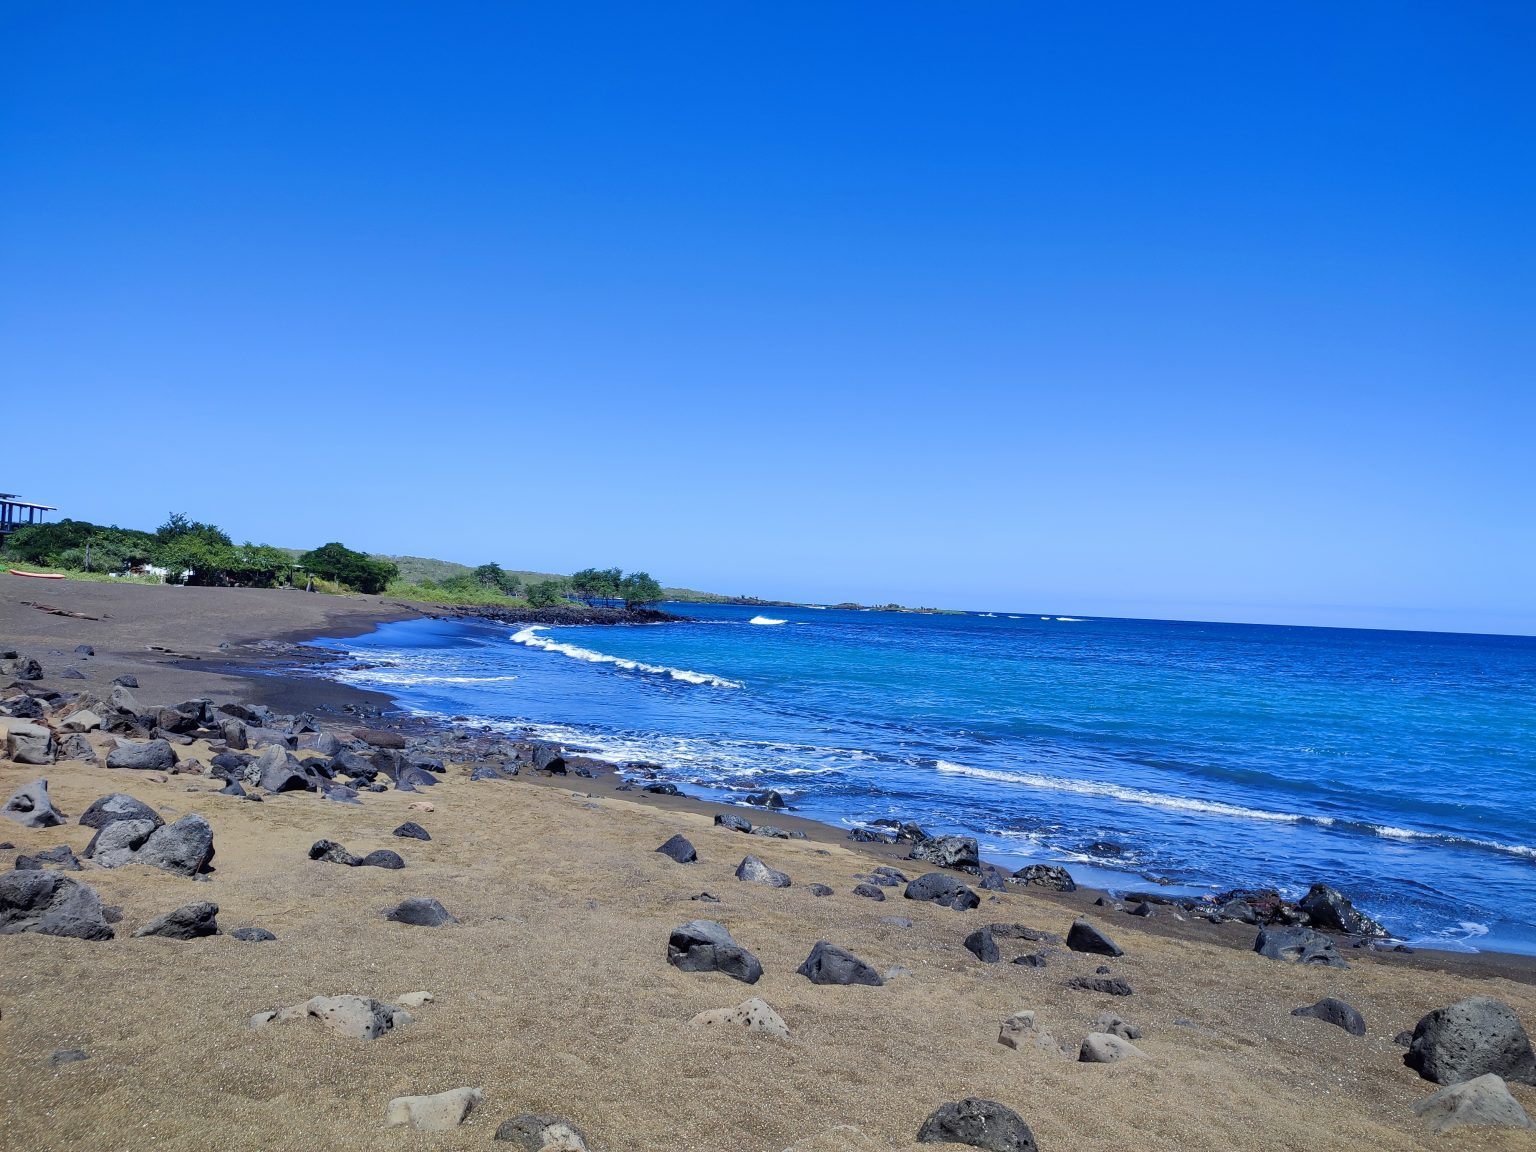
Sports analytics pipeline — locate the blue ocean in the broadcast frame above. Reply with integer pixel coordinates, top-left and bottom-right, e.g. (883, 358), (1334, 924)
(309, 604), (1536, 955)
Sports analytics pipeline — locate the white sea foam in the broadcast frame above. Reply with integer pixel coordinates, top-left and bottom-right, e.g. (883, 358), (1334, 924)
(510, 626), (742, 688)
(933, 760), (1307, 824)
(1055, 616), (1086, 622)
(336, 671), (520, 687)
(749, 615), (788, 626)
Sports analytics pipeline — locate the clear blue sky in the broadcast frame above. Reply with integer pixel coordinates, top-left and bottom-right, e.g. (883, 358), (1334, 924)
(4, 3), (1533, 633)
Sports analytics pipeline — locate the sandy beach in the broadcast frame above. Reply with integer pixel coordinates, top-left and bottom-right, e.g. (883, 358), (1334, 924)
(3, 579), (1535, 1151)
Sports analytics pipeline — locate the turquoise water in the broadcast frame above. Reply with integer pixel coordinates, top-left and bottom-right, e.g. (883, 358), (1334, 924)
(310, 604), (1536, 954)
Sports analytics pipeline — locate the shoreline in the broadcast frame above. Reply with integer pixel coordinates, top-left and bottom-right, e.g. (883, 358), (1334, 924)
(5, 579), (1536, 1149)
(276, 605), (1536, 981)
(5, 577), (1530, 976)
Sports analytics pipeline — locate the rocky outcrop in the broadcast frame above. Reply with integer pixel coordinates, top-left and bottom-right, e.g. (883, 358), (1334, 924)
(667, 919), (762, 984)
(252, 994), (414, 1040)
(1406, 997), (1536, 1086)
(1080, 1032), (1147, 1063)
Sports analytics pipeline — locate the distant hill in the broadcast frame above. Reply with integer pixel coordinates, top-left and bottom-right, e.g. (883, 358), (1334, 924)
(374, 554), (735, 604)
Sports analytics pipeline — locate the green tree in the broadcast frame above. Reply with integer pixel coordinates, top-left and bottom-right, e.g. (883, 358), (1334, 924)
(569, 566), (622, 605)
(473, 563), (521, 596)
(618, 570), (663, 609)
(525, 579), (567, 607)
(299, 542), (399, 594)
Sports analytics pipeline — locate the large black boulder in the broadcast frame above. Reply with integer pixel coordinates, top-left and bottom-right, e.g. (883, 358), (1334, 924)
(0, 872), (114, 940)
(904, 872), (980, 911)
(656, 834), (697, 864)
(964, 926), (1000, 963)
(795, 941), (883, 986)
(916, 1098), (1037, 1152)
(1406, 997), (1536, 1086)
(1066, 919), (1124, 957)
(666, 919), (762, 984)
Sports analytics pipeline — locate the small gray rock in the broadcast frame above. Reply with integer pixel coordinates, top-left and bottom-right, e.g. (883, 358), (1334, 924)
(667, 919), (762, 984)
(735, 854), (791, 888)
(852, 883), (886, 901)
(132, 901), (219, 940)
(360, 849), (405, 869)
(2, 778), (65, 829)
(796, 941), (883, 986)
(49, 1049), (89, 1066)
(808, 883), (834, 896)
(493, 1113), (591, 1149)
(1414, 1073), (1533, 1133)
(1293, 997), (1367, 1037)
(384, 898), (458, 927)
(393, 821), (431, 840)
(231, 926), (276, 942)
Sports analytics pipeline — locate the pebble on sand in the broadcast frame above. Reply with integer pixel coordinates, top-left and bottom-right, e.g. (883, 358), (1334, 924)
(384, 1085), (482, 1131)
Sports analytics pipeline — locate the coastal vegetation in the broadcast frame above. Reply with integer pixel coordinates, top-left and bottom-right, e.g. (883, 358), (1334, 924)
(5, 513), (951, 615)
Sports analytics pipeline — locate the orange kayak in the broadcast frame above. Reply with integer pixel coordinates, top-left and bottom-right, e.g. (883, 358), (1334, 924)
(7, 569), (66, 579)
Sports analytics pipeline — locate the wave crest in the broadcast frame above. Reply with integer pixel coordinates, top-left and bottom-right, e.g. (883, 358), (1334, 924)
(510, 626), (743, 689)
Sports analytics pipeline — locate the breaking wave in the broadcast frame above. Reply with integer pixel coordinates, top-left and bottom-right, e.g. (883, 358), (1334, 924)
(509, 626), (743, 689)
